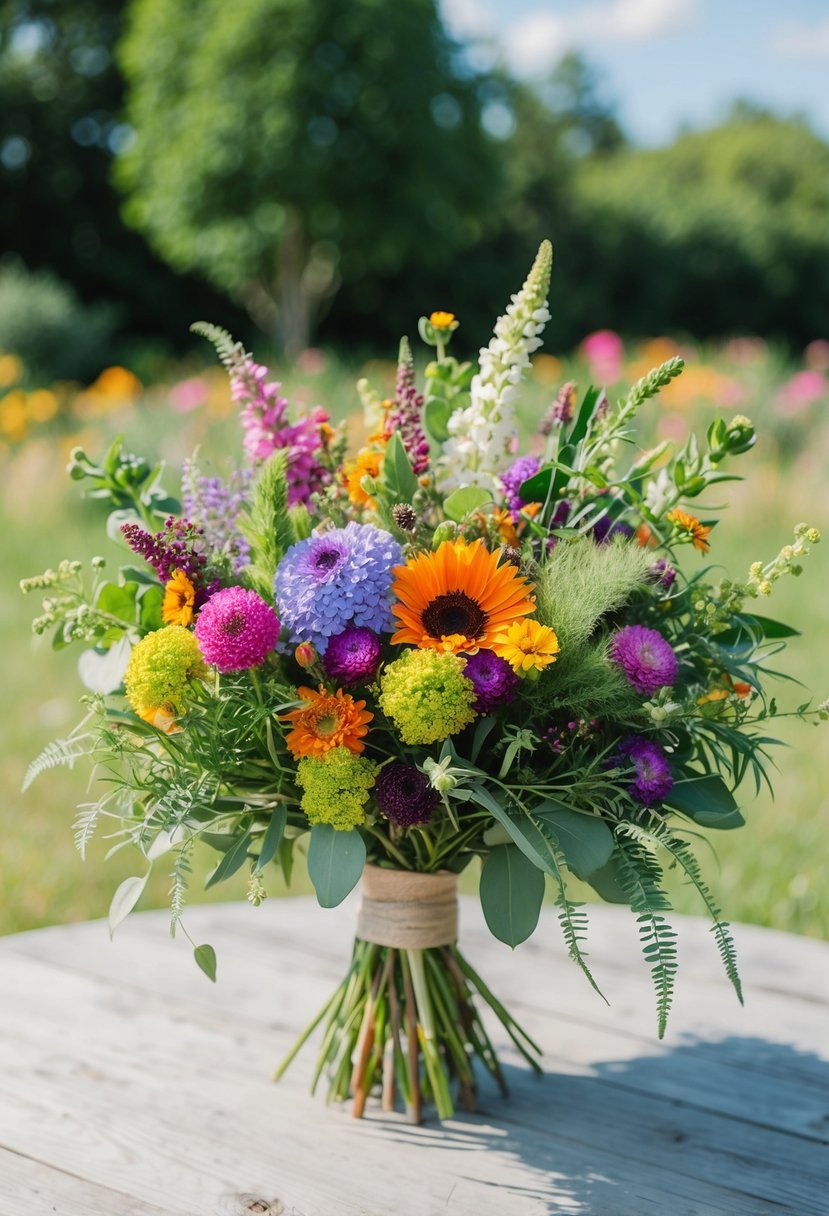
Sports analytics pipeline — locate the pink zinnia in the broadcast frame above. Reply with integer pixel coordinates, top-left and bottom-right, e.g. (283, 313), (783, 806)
(610, 625), (677, 696)
(195, 587), (280, 673)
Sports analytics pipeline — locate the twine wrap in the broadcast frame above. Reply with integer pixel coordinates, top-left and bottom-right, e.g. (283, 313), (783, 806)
(356, 864), (458, 949)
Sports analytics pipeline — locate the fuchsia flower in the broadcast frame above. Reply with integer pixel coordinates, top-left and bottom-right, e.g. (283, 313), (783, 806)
(195, 587), (280, 673)
(618, 736), (673, 806)
(322, 626), (383, 685)
(610, 625), (677, 696)
(582, 330), (623, 384)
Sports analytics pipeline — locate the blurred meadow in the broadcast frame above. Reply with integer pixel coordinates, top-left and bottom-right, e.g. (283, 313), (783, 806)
(2, 0), (829, 939)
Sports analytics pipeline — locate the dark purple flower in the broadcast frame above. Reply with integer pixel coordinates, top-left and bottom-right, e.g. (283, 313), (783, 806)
(194, 587), (280, 672)
(610, 625), (678, 696)
(618, 736), (673, 806)
(649, 558), (677, 589)
(593, 515), (634, 545)
(463, 650), (519, 713)
(121, 516), (209, 585)
(500, 455), (541, 521)
(374, 763), (439, 828)
(322, 626), (382, 685)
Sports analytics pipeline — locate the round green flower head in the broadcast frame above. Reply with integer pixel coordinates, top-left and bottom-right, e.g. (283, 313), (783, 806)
(124, 625), (207, 716)
(379, 649), (476, 745)
(296, 747), (377, 830)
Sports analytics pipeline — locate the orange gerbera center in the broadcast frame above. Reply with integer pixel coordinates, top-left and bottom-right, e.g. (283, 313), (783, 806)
(391, 538), (535, 655)
(162, 569), (196, 627)
(282, 685), (373, 758)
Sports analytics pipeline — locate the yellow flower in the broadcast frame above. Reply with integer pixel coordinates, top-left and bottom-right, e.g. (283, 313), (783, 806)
(492, 619), (560, 674)
(429, 311), (456, 329)
(666, 509), (712, 553)
(162, 569), (196, 626)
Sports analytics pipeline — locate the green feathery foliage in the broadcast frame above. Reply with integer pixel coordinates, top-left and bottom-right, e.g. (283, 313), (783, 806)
(622, 819), (743, 1004)
(535, 539), (653, 650)
(23, 732), (96, 792)
(614, 836), (678, 1038)
(189, 320), (246, 370)
(239, 450), (293, 603)
(613, 356), (685, 429)
(520, 637), (637, 721)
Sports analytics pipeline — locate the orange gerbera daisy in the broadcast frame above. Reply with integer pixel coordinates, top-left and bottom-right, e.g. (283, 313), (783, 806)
(162, 569), (196, 626)
(343, 443), (386, 509)
(282, 685), (373, 758)
(666, 509), (712, 553)
(391, 538), (535, 655)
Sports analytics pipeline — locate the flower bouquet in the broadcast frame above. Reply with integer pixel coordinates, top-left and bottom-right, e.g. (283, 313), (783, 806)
(23, 241), (824, 1123)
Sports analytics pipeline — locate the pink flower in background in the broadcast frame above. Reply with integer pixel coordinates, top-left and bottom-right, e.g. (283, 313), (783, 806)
(724, 337), (768, 365)
(296, 348), (328, 375)
(581, 329), (624, 383)
(170, 376), (209, 413)
(776, 370), (827, 416)
(805, 340), (829, 372)
(720, 379), (746, 407)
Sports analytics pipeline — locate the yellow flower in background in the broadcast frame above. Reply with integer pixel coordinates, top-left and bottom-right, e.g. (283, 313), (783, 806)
(666, 508), (712, 553)
(162, 569), (197, 627)
(429, 311), (456, 329)
(493, 619), (560, 674)
(26, 389), (59, 423)
(0, 354), (23, 388)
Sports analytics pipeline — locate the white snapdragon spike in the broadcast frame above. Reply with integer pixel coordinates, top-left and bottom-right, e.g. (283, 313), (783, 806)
(437, 241), (553, 493)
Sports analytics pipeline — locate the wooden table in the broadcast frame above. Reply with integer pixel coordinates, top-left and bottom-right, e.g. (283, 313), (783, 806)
(1, 897), (827, 1216)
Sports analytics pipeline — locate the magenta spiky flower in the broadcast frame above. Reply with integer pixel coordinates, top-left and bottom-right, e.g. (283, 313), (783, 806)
(374, 763), (439, 827)
(618, 736), (673, 806)
(194, 587), (280, 673)
(463, 649), (519, 713)
(610, 625), (677, 696)
(322, 626), (382, 685)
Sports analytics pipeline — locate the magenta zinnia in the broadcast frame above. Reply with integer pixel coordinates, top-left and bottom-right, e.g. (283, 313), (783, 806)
(195, 587), (280, 673)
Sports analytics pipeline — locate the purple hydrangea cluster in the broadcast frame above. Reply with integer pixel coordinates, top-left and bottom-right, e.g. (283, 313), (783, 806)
(275, 523), (403, 655)
(500, 455), (541, 522)
(618, 736), (673, 806)
(610, 625), (678, 696)
(121, 517), (209, 585)
(386, 339), (430, 474)
(322, 626), (382, 685)
(194, 587), (280, 673)
(374, 763), (439, 828)
(463, 650), (519, 713)
(181, 460), (251, 573)
(231, 353), (330, 506)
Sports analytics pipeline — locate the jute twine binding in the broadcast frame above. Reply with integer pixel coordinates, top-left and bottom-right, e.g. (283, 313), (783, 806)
(356, 864), (458, 949)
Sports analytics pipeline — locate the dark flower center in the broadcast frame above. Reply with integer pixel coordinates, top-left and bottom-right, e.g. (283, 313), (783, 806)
(313, 547), (341, 571)
(421, 591), (487, 640)
(223, 611), (246, 637)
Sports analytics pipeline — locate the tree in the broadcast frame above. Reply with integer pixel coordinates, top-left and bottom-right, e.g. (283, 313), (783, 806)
(116, 0), (505, 354)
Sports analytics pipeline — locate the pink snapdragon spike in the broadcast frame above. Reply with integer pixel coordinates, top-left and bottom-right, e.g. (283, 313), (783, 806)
(385, 336), (430, 475)
(231, 355), (331, 505)
(581, 329), (624, 384)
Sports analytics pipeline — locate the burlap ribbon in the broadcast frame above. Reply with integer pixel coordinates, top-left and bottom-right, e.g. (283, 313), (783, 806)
(356, 864), (458, 949)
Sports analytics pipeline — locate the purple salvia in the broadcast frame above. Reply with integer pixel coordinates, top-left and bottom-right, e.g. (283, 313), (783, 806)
(121, 517), (210, 585)
(386, 336), (430, 475)
(540, 381), (577, 435)
(182, 459), (252, 573)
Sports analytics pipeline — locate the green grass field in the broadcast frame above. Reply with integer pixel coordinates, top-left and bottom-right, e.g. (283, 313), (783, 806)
(1, 347), (827, 940)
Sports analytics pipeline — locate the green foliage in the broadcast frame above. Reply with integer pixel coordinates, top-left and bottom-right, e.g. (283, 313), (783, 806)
(307, 824), (366, 908)
(521, 638), (637, 721)
(238, 450), (292, 602)
(535, 539), (653, 650)
(479, 845), (545, 947)
(614, 838), (678, 1038)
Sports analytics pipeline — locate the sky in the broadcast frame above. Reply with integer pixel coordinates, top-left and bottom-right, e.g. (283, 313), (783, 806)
(442, 0), (829, 145)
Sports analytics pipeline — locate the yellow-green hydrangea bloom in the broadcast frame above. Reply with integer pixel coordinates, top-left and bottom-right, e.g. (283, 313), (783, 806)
(124, 625), (207, 716)
(296, 747), (377, 830)
(379, 648), (476, 745)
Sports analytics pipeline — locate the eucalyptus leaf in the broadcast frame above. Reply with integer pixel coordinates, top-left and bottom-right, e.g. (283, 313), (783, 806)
(534, 801), (614, 880)
(108, 872), (149, 936)
(193, 943), (217, 982)
(307, 825), (366, 908)
(77, 635), (132, 695)
(480, 845), (545, 947)
(585, 856), (629, 904)
(663, 776), (745, 829)
(255, 806), (287, 873)
(205, 830), (252, 888)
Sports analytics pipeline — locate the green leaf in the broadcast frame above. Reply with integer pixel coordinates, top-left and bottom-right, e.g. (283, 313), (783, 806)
(307, 825), (366, 908)
(108, 872), (149, 936)
(533, 801), (614, 879)
(745, 614), (801, 639)
(469, 783), (561, 878)
(443, 486), (492, 522)
(119, 565), (160, 586)
(255, 806), (287, 873)
(585, 856), (629, 904)
(193, 943), (217, 982)
(138, 584), (164, 632)
(663, 776), (745, 829)
(480, 845), (545, 947)
(96, 581), (139, 622)
(423, 395), (452, 444)
(205, 830), (252, 888)
(382, 431), (418, 502)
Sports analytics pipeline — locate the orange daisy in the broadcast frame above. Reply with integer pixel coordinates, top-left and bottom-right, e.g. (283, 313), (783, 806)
(342, 441), (386, 509)
(666, 509), (712, 553)
(391, 538), (535, 655)
(282, 685), (373, 758)
(162, 569), (196, 626)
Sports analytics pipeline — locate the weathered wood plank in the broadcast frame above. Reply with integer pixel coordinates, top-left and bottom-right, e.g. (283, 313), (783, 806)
(0, 951), (826, 1215)
(0, 1146), (175, 1216)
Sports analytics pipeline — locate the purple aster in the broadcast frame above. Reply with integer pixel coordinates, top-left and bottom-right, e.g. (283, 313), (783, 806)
(275, 522), (403, 655)
(649, 558), (677, 590)
(374, 763), (439, 828)
(322, 626), (382, 685)
(194, 587), (280, 673)
(500, 456), (541, 522)
(618, 736), (673, 806)
(610, 625), (678, 696)
(463, 650), (519, 713)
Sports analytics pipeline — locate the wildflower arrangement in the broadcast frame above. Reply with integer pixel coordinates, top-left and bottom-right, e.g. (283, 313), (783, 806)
(23, 242), (825, 1124)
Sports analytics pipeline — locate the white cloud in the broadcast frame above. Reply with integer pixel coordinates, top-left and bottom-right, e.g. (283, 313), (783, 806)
(773, 18), (829, 60)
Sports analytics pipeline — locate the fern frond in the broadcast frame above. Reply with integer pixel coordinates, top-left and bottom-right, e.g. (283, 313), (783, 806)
(623, 819), (743, 1005)
(23, 733), (96, 792)
(190, 321), (246, 370)
(614, 836), (678, 1037)
(73, 802), (101, 859)
(169, 840), (194, 938)
(555, 889), (608, 1003)
(239, 450), (292, 602)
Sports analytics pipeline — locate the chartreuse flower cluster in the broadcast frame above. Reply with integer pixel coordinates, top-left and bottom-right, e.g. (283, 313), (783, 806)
(21, 238), (825, 1106)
